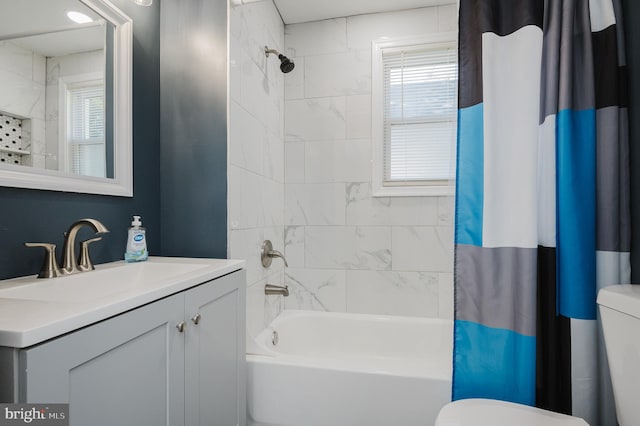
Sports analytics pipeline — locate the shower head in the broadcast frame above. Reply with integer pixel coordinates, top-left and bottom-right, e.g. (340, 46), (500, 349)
(265, 46), (295, 73)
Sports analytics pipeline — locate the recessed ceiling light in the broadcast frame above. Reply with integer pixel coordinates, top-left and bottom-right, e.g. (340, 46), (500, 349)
(132, 0), (153, 5)
(67, 11), (93, 24)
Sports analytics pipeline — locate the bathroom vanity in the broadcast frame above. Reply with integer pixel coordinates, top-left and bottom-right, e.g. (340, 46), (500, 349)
(0, 257), (246, 426)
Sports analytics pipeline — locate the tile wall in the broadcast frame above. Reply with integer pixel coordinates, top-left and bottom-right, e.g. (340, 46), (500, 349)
(228, 0), (286, 349)
(283, 5), (458, 319)
(44, 51), (104, 172)
(0, 41), (46, 168)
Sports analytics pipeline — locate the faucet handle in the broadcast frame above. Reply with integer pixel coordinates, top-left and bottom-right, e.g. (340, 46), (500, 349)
(261, 240), (289, 268)
(24, 242), (63, 279)
(77, 237), (102, 272)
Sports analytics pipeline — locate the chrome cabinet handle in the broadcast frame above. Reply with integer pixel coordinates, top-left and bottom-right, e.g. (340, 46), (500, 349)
(176, 321), (186, 333)
(191, 313), (201, 325)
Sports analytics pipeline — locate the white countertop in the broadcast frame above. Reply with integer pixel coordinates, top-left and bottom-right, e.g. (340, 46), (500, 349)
(0, 257), (245, 348)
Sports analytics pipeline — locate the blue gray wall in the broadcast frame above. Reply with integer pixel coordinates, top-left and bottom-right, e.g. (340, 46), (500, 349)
(159, 0), (228, 258)
(0, 1), (161, 280)
(622, 0), (640, 280)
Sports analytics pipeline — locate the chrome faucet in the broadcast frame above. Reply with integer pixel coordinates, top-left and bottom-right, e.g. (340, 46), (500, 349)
(25, 218), (109, 278)
(61, 219), (109, 275)
(261, 240), (289, 268)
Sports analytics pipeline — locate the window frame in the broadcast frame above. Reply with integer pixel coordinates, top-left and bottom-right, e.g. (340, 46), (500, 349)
(371, 33), (458, 197)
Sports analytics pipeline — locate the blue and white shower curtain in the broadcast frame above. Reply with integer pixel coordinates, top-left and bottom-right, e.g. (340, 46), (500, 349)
(453, 1), (630, 425)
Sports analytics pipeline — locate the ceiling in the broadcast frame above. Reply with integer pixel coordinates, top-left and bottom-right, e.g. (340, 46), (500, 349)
(0, 0), (103, 56)
(273, 0), (456, 24)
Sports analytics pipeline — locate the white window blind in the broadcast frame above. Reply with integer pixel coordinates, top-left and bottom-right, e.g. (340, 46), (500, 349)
(68, 84), (105, 177)
(382, 43), (457, 185)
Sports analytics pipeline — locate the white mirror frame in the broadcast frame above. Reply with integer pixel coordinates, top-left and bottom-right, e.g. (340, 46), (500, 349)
(0, 0), (133, 197)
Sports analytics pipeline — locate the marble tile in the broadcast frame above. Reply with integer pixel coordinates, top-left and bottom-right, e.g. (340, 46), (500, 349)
(285, 18), (347, 57)
(285, 183), (346, 225)
(305, 139), (371, 183)
(346, 270), (438, 317)
(346, 8), (439, 50)
(229, 228), (266, 286)
(264, 132), (284, 183)
(284, 56), (305, 100)
(263, 226), (285, 256)
(228, 26), (243, 104)
(346, 183), (439, 226)
(285, 97), (346, 142)
(284, 268), (347, 312)
(438, 272), (454, 319)
(392, 226), (454, 272)
(32, 53), (46, 85)
(229, 100), (265, 174)
(284, 226), (305, 268)
(27, 118), (46, 156)
(389, 196), (439, 226)
(228, 165), (265, 230)
(438, 4), (458, 33)
(0, 41), (33, 80)
(29, 153), (46, 169)
(246, 280), (266, 341)
(238, 0), (285, 73)
(264, 270), (285, 323)
(260, 177), (284, 228)
(304, 50), (371, 98)
(0, 68), (45, 119)
(305, 226), (391, 270)
(44, 119), (58, 170)
(346, 94), (372, 139)
(284, 143), (305, 183)
(346, 182), (392, 225)
(241, 53), (282, 135)
(438, 195), (455, 226)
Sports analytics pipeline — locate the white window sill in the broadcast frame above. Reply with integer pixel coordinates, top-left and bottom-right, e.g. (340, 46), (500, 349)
(372, 184), (454, 197)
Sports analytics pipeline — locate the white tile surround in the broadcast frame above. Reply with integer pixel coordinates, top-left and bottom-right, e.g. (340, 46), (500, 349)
(0, 41), (46, 168)
(228, 0), (286, 342)
(229, 1), (457, 340)
(283, 5), (457, 319)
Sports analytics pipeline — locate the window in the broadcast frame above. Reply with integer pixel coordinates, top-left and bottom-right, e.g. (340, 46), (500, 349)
(372, 34), (458, 197)
(59, 74), (106, 178)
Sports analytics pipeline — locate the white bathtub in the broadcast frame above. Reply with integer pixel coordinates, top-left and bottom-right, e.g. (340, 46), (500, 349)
(246, 310), (453, 426)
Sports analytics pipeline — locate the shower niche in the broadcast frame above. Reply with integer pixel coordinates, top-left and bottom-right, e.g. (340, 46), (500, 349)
(0, 113), (30, 166)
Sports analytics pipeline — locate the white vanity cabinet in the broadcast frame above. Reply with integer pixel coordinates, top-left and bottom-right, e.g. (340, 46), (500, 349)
(0, 269), (246, 426)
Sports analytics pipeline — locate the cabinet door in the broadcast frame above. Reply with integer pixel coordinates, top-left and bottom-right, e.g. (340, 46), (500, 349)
(184, 271), (246, 426)
(20, 293), (186, 426)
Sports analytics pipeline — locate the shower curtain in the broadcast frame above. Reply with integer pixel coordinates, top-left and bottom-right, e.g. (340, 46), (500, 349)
(453, 1), (629, 425)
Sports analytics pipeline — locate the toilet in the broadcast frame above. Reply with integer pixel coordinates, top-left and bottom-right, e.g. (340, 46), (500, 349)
(596, 284), (640, 426)
(436, 283), (640, 426)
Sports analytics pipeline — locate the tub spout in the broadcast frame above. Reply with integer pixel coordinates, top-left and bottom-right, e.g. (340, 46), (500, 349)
(265, 284), (289, 297)
(261, 240), (289, 268)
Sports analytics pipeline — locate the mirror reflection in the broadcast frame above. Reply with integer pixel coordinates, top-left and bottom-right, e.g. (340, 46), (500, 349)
(0, 0), (113, 178)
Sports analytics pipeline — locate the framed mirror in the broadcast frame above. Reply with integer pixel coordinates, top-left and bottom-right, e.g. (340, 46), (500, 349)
(0, 0), (132, 196)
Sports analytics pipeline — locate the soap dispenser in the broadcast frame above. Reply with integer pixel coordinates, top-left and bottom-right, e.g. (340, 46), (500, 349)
(124, 215), (148, 262)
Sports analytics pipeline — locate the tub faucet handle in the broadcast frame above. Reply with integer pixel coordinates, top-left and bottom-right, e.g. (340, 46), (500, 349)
(261, 240), (289, 268)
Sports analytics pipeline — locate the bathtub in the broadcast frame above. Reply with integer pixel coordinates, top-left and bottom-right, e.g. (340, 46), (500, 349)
(246, 310), (453, 426)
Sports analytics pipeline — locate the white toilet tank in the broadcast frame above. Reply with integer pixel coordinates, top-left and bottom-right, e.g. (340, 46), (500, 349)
(597, 284), (640, 426)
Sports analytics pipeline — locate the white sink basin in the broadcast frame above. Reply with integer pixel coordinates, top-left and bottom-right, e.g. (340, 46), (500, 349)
(0, 259), (210, 303)
(0, 256), (245, 348)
